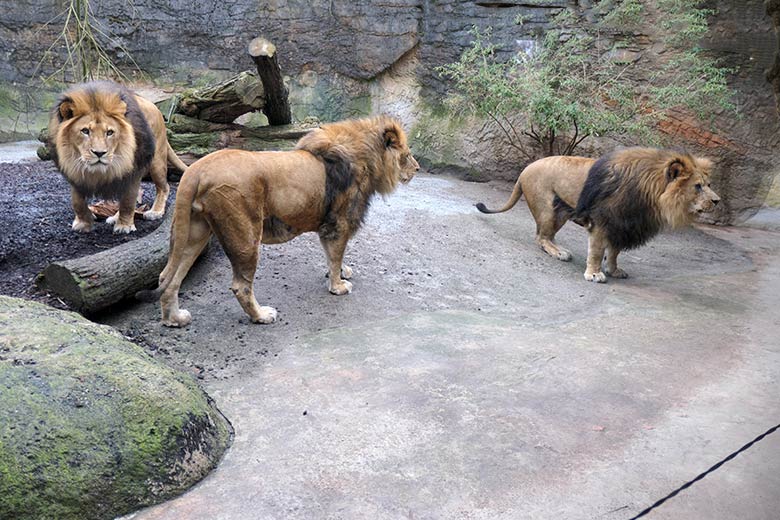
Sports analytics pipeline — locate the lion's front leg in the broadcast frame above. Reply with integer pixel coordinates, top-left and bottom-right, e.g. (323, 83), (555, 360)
(319, 234), (353, 295)
(70, 187), (94, 232)
(604, 247), (629, 279)
(111, 178), (141, 234)
(584, 228), (608, 283)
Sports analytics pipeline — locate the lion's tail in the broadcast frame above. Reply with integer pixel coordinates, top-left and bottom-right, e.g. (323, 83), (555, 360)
(135, 168), (199, 302)
(475, 172), (524, 214)
(166, 143), (189, 173)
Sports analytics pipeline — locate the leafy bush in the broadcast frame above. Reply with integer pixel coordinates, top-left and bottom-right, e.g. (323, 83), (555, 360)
(437, 0), (735, 158)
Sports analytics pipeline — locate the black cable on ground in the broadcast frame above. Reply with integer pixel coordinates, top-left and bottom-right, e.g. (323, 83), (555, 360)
(628, 422), (780, 520)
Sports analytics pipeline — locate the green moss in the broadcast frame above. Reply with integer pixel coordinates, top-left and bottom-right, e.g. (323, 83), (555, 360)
(409, 101), (469, 166)
(288, 76), (372, 122)
(0, 296), (232, 520)
(0, 82), (60, 143)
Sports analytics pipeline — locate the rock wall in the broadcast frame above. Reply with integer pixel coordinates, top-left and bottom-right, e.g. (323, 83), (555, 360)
(1, 0), (778, 221)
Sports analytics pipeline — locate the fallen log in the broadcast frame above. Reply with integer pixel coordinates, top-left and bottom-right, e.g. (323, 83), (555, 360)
(37, 210), (199, 314)
(166, 114), (317, 158)
(248, 37), (292, 125)
(176, 71), (266, 123)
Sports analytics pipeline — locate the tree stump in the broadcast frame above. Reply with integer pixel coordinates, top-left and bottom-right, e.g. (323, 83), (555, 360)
(248, 37), (292, 126)
(37, 210), (199, 314)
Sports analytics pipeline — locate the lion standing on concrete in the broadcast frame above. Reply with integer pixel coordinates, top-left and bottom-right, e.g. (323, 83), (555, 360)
(138, 115), (419, 327)
(476, 147), (720, 282)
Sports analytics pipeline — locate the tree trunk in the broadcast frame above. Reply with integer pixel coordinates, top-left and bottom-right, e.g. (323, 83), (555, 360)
(248, 37), (292, 125)
(38, 211), (194, 314)
(176, 71), (266, 123)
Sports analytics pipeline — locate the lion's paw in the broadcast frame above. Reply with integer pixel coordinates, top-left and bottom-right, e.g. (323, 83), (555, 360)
(162, 309), (192, 328)
(112, 222), (137, 234)
(341, 265), (353, 279)
(71, 217), (94, 233)
(251, 306), (278, 324)
(329, 280), (353, 295)
(106, 213), (118, 225)
(557, 250), (573, 262)
(143, 210), (164, 221)
(584, 271), (607, 283)
(606, 267), (629, 279)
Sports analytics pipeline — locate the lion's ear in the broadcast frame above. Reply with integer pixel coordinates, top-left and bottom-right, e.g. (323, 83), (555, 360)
(58, 98), (75, 121)
(666, 160), (685, 183)
(384, 126), (401, 149)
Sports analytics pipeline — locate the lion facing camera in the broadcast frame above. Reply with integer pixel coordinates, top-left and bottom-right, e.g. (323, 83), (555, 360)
(476, 147), (720, 282)
(49, 81), (188, 234)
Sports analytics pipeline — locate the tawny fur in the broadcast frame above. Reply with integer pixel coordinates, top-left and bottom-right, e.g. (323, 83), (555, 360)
(476, 147), (720, 282)
(49, 81), (187, 234)
(138, 115), (419, 327)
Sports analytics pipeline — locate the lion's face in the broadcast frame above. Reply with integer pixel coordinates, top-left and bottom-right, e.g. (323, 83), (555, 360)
(660, 155), (720, 227)
(52, 89), (136, 184)
(687, 158), (720, 214)
(382, 122), (420, 190)
(394, 149), (420, 185)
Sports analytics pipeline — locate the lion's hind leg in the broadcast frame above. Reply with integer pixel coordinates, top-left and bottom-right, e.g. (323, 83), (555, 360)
(216, 217), (277, 324)
(159, 215), (212, 327)
(533, 198), (572, 262)
(143, 155), (171, 221)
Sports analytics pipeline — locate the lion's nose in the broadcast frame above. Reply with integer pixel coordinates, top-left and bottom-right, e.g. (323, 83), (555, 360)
(713, 198), (720, 205)
(92, 150), (107, 158)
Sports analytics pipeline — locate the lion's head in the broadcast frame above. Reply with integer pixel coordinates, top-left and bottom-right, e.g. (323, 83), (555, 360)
(379, 118), (419, 190)
(658, 154), (720, 228)
(49, 82), (149, 195)
(296, 115), (419, 197)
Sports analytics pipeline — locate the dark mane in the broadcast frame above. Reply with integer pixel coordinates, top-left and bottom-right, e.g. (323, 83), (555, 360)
(574, 151), (662, 251)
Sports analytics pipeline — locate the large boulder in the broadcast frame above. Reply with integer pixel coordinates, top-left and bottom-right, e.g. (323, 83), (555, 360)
(0, 296), (232, 520)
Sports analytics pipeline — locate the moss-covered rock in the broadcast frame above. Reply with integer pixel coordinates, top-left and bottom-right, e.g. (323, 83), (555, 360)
(0, 296), (232, 520)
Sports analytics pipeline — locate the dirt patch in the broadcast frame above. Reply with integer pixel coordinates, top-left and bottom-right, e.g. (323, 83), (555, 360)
(0, 160), (175, 308)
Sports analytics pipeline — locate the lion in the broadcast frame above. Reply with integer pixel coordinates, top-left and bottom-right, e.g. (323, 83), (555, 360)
(49, 80), (188, 234)
(476, 147), (720, 282)
(137, 115), (419, 327)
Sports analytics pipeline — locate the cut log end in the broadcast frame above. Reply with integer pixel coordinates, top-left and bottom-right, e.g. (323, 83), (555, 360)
(248, 37), (276, 58)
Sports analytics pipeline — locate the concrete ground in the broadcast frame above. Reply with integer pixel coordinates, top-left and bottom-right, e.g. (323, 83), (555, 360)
(111, 173), (780, 520)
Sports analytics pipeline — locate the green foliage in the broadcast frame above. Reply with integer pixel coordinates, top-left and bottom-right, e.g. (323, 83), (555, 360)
(599, 0), (644, 28)
(438, 1), (736, 158)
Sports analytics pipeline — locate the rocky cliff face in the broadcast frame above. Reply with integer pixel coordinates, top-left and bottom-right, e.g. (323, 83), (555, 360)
(1, 0), (778, 221)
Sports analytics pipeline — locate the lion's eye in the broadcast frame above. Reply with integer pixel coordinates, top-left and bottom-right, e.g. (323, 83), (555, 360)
(106, 129), (114, 137)
(695, 183), (702, 191)
(81, 128), (90, 135)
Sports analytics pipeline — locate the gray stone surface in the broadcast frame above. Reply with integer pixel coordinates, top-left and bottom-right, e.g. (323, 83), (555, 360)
(100, 173), (779, 519)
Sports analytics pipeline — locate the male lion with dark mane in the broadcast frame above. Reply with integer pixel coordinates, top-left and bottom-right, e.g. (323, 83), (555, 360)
(476, 147), (720, 282)
(137, 115), (419, 327)
(49, 81), (187, 234)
